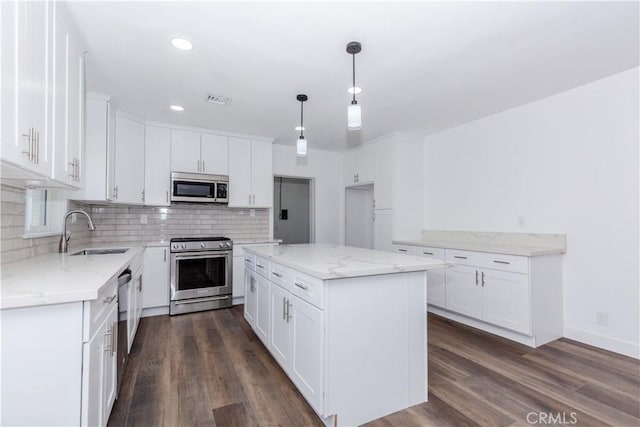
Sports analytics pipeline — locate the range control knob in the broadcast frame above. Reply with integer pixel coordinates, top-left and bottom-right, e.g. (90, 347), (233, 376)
(201, 243), (206, 249)
(226, 242), (232, 248)
(181, 243), (187, 249)
(172, 244), (177, 250)
(219, 242), (224, 248)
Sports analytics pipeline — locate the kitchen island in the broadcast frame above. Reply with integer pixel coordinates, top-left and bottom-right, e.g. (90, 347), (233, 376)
(242, 244), (448, 426)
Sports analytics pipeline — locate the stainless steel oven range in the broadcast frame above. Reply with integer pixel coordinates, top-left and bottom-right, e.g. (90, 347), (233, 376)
(170, 236), (233, 315)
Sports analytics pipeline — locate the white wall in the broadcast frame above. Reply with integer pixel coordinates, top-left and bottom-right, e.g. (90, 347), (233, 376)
(272, 145), (344, 244)
(423, 68), (639, 358)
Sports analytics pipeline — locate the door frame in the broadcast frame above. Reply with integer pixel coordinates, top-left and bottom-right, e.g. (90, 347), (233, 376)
(272, 175), (316, 244)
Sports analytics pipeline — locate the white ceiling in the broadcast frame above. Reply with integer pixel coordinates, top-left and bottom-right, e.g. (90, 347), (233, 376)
(66, 1), (639, 151)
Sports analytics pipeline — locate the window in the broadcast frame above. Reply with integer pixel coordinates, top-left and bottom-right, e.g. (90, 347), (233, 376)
(24, 189), (64, 238)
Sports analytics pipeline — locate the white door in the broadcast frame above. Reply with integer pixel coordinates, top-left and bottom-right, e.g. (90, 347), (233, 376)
(135, 272), (143, 326)
(345, 185), (374, 249)
(144, 126), (171, 206)
(228, 137), (252, 207)
(65, 32), (84, 187)
(51, 14), (69, 184)
(269, 283), (291, 370)
(142, 247), (170, 309)
(127, 281), (136, 352)
(445, 265), (482, 319)
(81, 328), (105, 427)
(255, 273), (270, 345)
(250, 140), (273, 207)
(200, 134), (228, 175)
(243, 269), (256, 327)
(170, 129), (200, 173)
(482, 269), (531, 335)
(102, 304), (118, 424)
(232, 255), (245, 300)
(290, 296), (324, 415)
(1, 1), (19, 162)
(17, 1), (52, 175)
(114, 114), (145, 204)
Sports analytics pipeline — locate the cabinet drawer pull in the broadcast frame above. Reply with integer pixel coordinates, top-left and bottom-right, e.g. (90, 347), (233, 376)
(493, 260), (510, 265)
(256, 263), (265, 269)
(272, 271), (282, 278)
(475, 270), (479, 286)
(398, 249), (407, 253)
(294, 282), (309, 291)
(454, 256), (467, 259)
(481, 271), (485, 287)
(423, 251), (434, 255)
(103, 295), (116, 304)
(283, 296), (286, 320)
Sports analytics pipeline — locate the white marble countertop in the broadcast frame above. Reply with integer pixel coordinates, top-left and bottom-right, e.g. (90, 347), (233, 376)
(244, 244), (448, 280)
(145, 241), (170, 247)
(1, 245), (144, 310)
(233, 239), (282, 245)
(392, 239), (564, 256)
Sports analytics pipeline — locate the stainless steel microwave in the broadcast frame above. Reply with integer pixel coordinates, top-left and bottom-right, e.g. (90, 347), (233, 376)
(170, 172), (229, 203)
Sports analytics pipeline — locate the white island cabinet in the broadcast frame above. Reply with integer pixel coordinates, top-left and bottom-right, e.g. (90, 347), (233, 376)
(243, 244), (447, 426)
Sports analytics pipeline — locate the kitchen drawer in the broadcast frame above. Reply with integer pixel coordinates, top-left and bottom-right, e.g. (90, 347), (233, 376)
(393, 244), (418, 256)
(477, 253), (529, 274)
(255, 256), (270, 279)
(83, 276), (118, 342)
(445, 249), (484, 266)
(244, 253), (256, 271)
(415, 246), (445, 259)
(270, 262), (293, 291)
(291, 270), (324, 310)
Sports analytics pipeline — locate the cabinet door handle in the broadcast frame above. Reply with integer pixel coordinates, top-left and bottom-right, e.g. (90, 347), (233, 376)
(475, 270), (479, 286)
(113, 186), (118, 199)
(163, 249), (167, 262)
(197, 160), (201, 172)
(21, 128), (32, 160)
(481, 271), (485, 287)
(112, 321), (117, 357)
(398, 248), (407, 253)
(33, 130), (39, 164)
(202, 160), (205, 171)
(287, 300), (293, 322)
(103, 295), (116, 304)
(256, 263), (264, 269)
(69, 162), (76, 177)
(423, 251), (434, 255)
(248, 194), (251, 204)
(104, 328), (112, 353)
(138, 275), (143, 292)
(283, 296), (287, 320)
(272, 271), (282, 278)
(166, 190), (169, 204)
(294, 282), (309, 291)
(493, 260), (510, 265)
(454, 256), (467, 259)
(252, 194), (255, 205)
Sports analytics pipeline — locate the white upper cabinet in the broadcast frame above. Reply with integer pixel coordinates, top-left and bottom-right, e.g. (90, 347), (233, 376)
(114, 113), (145, 204)
(1, 0), (52, 176)
(51, 4), (84, 188)
(170, 129), (200, 173)
(170, 130), (229, 175)
(82, 94), (115, 201)
(228, 137), (272, 208)
(343, 146), (374, 186)
(200, 133), (228, 175)
(144, 126), (171, 206)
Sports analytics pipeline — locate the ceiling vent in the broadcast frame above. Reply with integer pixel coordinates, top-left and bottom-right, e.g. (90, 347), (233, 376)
(206, 94), (231, 105)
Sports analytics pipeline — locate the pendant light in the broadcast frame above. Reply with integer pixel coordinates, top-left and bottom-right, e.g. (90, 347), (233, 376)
(346, 41), (362, 130)
(296, 94), (308, 157)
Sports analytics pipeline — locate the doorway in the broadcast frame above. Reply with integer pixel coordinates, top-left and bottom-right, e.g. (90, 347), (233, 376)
(273, 176), (313, 244)
(345, 184), (374, 249)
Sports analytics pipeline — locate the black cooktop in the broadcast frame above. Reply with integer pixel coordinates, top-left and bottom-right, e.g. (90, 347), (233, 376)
(170, 236), (231, 243)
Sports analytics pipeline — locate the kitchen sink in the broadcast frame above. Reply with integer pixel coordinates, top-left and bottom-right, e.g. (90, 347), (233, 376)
(70, 248), (129, 256)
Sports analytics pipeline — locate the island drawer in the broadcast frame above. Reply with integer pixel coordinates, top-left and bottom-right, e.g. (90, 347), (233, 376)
(476, 252), (529, 274)
(244, 253), (256, 271)
(416, 246), (445, 259)
(270, 263), (293, 290)
(83, 276), (118, 342)
(255, 256), (270, 279)
(444, 249), (484, 266)
(291, 271), (324, 309)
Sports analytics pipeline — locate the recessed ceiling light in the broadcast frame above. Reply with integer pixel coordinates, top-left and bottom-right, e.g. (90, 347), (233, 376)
(170, 105), (184, 111)
(348, 86), (362, 95)
(170, 38), (193, 50)
(294, 126), (305, 131)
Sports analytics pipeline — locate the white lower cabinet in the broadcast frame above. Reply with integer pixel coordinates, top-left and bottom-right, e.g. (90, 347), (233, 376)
(269, 282), (291, 368)
(393, 244), (446, 308)
(481, 269), (530, 335)
(243, 265), (257, 327)
(233, 243), (278, 305)
(445, 265), (483, 319)
(142, 246), (170, 310)
(255, 273), (270, 344)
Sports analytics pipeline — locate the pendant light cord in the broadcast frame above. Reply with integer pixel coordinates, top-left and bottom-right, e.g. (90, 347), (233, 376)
(352, 53), (357, 103)
(300, 100), (304, 138)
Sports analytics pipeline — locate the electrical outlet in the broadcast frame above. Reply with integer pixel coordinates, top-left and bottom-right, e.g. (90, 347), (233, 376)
(517, 216), (525, 228)
(596, 312), (609, 326)
(71, 213), (77, 223)
(140, 214), (147, 224)
(250, 209), (255, 217)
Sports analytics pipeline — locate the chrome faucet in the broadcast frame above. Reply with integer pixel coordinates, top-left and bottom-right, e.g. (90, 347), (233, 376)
(59, 210), (96, 253)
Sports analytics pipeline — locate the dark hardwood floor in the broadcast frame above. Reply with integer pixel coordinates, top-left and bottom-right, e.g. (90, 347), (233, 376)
(108, 306), (640, 427)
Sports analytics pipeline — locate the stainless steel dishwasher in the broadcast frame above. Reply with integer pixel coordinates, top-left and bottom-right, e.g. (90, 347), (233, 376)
(117, 268), (132, 395)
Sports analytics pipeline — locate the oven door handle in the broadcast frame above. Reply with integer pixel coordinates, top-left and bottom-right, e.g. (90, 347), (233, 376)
(173, 296), (230, 305)
(173, 252), (230, 260)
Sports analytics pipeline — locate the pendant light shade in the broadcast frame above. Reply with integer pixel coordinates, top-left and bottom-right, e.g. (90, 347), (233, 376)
(347, 102), (361, 130)
(346, 41), (362, 131)
(296, 94), (308, 157)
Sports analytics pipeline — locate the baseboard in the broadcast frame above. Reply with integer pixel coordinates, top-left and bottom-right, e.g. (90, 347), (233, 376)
(141, 306), (169, 318)
(232, 296), (244, 306)
(564, 326), (640, 359)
